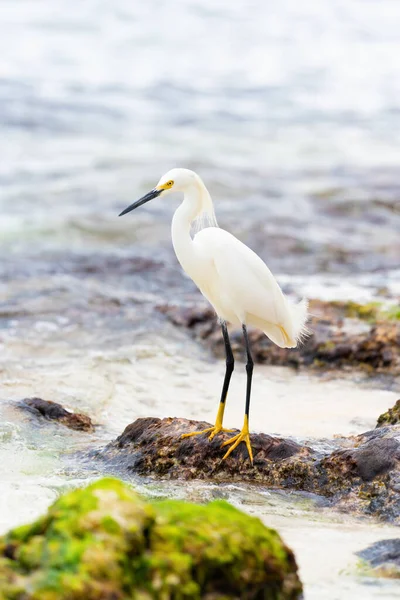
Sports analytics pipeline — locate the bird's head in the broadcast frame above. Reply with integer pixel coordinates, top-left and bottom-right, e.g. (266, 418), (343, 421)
(119, 168), (197, 216)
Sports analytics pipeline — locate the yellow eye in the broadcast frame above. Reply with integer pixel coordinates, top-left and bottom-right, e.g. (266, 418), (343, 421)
(167, 180), (174, 187)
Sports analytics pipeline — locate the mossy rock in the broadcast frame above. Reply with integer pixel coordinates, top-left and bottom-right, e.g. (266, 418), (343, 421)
(0, 478), (302, 600)
(376, 399), (400, 427)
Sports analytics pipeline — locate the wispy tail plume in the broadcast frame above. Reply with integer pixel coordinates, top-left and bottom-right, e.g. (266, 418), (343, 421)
(291, 298), (310, 345)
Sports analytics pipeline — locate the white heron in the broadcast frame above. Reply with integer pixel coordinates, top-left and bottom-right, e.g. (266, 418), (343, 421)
(119, 168), (308, 463)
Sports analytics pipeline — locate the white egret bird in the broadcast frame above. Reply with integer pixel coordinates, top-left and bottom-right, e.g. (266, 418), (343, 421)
(119, 168), (308, 463)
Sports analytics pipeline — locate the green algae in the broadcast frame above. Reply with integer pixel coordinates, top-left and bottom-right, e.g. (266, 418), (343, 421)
(376, 399), (400, 428)
(383, 306), (400, 321)
(333, 300), (400, 323)
(147, 499), (293, 598)
(0, 478), (302, 600)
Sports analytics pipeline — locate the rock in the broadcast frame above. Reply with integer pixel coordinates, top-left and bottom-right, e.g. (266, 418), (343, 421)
(19, 397), (93, 432)
(95, 417), (400, 523)
(318, 427), (400, 520)
(0, 477), (302, 599)
(377, 399), (400, 427)
(158, 299), (400, 375)
(98, 417), (315, 484)
(357, 539), (400, 578)
(322, 436), (399, 483)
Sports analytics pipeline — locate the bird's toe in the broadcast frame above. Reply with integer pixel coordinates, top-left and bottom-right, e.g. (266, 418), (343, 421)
(181, 427), (213, 439)
(221, 429), (253, 463)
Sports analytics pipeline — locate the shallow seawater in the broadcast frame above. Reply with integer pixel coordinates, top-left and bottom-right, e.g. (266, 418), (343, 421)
(1, 338), (399, 599)
(1, 0), (400, 598)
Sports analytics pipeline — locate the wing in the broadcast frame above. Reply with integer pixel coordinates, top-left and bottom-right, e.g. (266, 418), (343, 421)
(194, 228), (289, 326)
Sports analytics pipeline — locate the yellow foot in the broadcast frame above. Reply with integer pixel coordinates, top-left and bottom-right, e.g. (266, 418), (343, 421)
(181, 425), (234, 442)
(221, 418), (253, 463)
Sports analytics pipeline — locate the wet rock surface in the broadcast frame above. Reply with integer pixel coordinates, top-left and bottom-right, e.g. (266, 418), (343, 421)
(95, 417), (400, 523)
(319, 426), (400, 521)
(158, 299), (400, 375)
(19, 398), (93, 432)
(0, 477), (302, 600)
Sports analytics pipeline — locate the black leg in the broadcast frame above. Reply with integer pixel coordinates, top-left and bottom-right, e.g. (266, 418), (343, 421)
(242, 324), (254, 419)
(181, 320), (235, 440)
(220, 321), (234, 406)
(221, 323), (254, 462)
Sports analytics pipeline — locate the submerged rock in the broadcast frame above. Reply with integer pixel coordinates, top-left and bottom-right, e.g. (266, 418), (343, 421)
(96, 417), (400, 523)
(19, 397), (93, 432)
(377, 399), (400, 427)
(0, 477), (302, 600)
(357, 539), (400, 578)
(158, 299), (400, 375)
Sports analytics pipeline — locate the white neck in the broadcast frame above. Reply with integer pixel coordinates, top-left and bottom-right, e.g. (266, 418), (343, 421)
(171, 184), (202, 275)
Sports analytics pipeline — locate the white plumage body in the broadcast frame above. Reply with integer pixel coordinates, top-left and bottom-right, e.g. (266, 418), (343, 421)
(190, 227), (307, 348)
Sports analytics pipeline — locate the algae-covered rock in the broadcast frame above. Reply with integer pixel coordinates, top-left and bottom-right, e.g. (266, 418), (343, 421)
(376, 399), (400, 427)
(0, 478), (302, 600)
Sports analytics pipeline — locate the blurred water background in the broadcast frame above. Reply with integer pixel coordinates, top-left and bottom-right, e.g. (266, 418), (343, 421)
(1, 1), (400, 598)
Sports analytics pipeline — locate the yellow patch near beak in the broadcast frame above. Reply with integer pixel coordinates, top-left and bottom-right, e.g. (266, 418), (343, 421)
(157, 180), (174, 191)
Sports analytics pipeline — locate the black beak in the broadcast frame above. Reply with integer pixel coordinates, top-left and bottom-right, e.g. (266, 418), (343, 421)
(118, 188), (162, 217)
